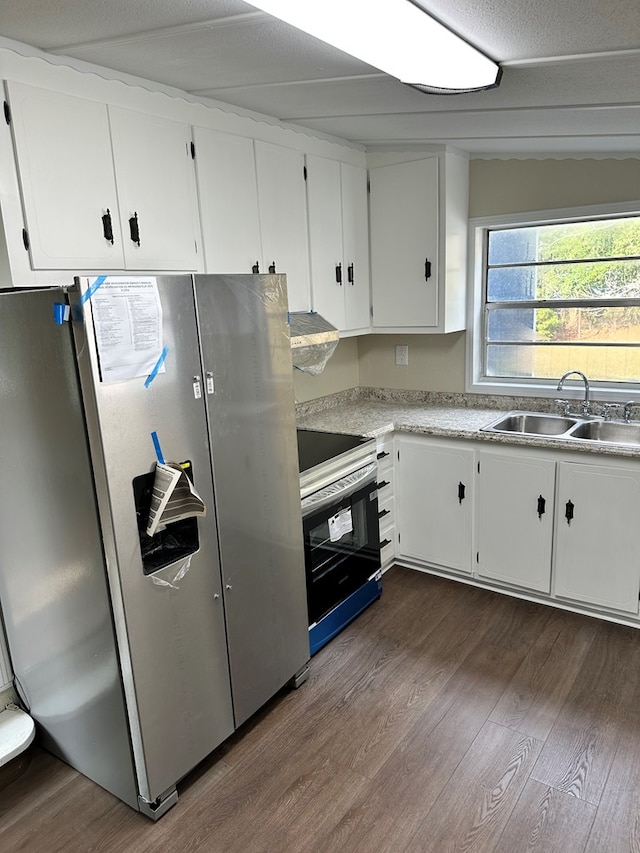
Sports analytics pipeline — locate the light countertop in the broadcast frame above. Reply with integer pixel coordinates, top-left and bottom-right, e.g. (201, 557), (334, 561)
(296, 390), (640, 459)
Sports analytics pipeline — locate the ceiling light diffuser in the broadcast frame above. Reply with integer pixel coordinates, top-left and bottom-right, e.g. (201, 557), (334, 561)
(249, 0), (501, 93)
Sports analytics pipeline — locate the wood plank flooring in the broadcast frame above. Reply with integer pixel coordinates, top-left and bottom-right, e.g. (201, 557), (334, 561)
(3, 566), (640, 852)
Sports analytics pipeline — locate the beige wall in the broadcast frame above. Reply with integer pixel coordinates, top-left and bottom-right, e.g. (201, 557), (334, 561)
(297, 158), (640, 400)
(358, 332), (466, 392)
(292, 337), (359, 403)
(469, 158), (640, 218)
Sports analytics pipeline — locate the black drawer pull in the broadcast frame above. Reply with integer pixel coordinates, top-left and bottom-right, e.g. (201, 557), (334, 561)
(565, 499), (574, 525)
(425, 258), (432, 281)
(537, 495), (546, 519)
(458, 481), (466, 504)
(336, 263), (342, 284)
(129, 212), (140, 246)
(252, 261), (260, 274)
(377, 450), (390, 460)
(268, 261), (276, 274)
(102, 208), (114, 244)
(378, 508), (390, 519)
(377, 480), (390, 489)
(379, 538), (392, 549)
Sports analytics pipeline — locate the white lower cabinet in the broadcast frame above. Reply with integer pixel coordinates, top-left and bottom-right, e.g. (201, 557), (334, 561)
(396, 435), (473, 574)
(554, 461), (640, 614)
(476, 450), (555, 593)
(395, 434), (640, 623)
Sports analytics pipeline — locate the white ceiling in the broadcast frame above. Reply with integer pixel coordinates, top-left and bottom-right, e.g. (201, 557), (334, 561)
(1, 0), (640, 157)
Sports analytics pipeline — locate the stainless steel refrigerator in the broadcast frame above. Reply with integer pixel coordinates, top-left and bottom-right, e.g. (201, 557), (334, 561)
(0, 274), (309, 818)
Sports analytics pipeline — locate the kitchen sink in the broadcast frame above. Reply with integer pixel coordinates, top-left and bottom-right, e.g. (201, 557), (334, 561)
(481, 410), (640, 448)
(567, 420), (640, 446)
(481, 412), (578, 437)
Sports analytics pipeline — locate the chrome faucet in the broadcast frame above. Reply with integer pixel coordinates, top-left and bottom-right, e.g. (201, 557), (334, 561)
(557, 370), (591, 416)
(623, 401), (640, 423)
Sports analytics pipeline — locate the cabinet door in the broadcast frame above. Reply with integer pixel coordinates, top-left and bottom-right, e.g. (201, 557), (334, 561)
(254, 141), (311, 312)
(477, 452), (555, 593)
(193, 127), (262, 274)
(341, 162), (370, 333)
(109, 107), (200, 271)
(554, 462), (640, 614)
(370, 158), (439, 328)
(397, 436), (473, 573)
(6, 82), (124, 269)
(305, 154), (345, 328)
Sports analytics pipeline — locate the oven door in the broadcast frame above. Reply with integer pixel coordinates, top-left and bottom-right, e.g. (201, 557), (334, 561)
(301, 463), (381, 624)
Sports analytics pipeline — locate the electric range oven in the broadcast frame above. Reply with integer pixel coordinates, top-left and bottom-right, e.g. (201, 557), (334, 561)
(297, 429), (382, 655)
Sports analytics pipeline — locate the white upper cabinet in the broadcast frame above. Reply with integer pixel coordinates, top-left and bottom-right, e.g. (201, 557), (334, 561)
(192, 127), (262, 275)
(369, 152), (468, 333)
(254, 140), (311, 313)
(306, 155), (370, 334)
(340, 162), (370, 333)
(108, 106), (200, 271)
(6, 81), (124, 269)
(5, 82), (201, 273)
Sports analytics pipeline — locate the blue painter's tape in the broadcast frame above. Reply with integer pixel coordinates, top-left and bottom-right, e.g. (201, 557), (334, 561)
(151, 431), (165, 465)
(144, 346), (169, 389)
(53, 303), (70, 324)
(80, 275), (107, 305)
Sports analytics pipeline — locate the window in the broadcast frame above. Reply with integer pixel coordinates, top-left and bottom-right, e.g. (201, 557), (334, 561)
(468, 203), (640, 398)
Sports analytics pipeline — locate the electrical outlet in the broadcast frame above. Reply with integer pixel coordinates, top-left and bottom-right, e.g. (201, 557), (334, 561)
(395, 345), (409, 366)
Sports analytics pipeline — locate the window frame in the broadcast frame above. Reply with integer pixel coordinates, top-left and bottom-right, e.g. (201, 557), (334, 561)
(466, 199), (640, 403)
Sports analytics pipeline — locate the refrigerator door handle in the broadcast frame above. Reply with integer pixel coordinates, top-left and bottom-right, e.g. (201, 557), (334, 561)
(192, 375), (202, 399)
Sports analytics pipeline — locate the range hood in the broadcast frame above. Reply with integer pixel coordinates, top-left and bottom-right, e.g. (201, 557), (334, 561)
(289, 311), (339, 375)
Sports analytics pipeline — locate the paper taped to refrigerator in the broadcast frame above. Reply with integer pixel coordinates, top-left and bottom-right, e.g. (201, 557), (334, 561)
(91, 277), (165, 382)
(146, 462), (206, 537)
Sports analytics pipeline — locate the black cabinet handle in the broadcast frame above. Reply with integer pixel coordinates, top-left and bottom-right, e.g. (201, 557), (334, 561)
(129, 212), (140, 246)
(565, 500), (574, 525)
(425, 258), (432, 281)
(537, 495), (546, 519)
(252, 261), (260, 274)
(378, 508), (390, 519)
(379, 538), (392, 549)
(377, 480), (390, 489)
(458, 481), (466, 504)
(377, 450), (390, 460)
(102, 209), (114, 244)
(268, 261), (276, 274)
(347, 263), (354, 284)
(336, 263), (342, 284)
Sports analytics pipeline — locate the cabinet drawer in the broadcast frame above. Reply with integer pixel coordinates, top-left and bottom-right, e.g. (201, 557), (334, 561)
(376, 466), (394, 500)
(377, 494), (395, 528)
(376, 439), (394, 471)
(379, 516), (395, 568)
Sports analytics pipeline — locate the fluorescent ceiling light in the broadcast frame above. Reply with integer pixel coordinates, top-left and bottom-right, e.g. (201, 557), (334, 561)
(249, 0), (501, 93)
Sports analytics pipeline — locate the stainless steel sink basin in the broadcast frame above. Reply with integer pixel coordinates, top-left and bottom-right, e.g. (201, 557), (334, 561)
(482, 412), (578, 437)
(568, 420), (640, 446)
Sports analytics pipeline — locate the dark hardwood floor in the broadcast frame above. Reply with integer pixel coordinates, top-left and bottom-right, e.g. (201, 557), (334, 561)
(2, 566), (640, 852)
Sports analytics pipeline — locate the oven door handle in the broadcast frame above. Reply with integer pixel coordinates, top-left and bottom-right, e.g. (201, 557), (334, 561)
(301, 463), (377, 517)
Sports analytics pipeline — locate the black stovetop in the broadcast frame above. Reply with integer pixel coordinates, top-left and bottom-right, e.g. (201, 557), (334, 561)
(296, 429), (371, 474)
